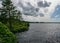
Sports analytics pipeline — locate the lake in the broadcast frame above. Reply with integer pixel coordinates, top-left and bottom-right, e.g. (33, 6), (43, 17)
(16, 23), (60, 43)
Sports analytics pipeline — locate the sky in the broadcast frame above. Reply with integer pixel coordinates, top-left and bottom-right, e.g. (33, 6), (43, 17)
(1, 0), (60, 22)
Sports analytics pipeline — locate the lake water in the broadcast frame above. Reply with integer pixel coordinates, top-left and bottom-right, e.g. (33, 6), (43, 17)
(16, 23), (60, 43)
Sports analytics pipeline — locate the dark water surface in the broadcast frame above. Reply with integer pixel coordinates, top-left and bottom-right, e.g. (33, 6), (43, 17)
(16, 23), (60, 43)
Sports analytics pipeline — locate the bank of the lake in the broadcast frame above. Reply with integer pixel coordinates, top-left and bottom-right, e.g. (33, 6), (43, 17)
(2, 19), (29, 33)
(0, 20), (29, 43)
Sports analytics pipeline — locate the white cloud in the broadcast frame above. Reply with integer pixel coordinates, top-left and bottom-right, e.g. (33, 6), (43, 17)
(12, 0), (60, 22)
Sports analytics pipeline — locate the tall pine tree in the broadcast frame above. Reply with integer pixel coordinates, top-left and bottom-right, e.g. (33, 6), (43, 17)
(0, 0), (22, 29)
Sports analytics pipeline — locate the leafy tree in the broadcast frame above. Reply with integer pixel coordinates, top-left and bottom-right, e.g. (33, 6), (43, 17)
(0, 0), (22, 29)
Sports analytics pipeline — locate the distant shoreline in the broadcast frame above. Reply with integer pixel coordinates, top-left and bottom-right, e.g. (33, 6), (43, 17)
(28, 22), (60, 23)
(22, 21), (60, 23)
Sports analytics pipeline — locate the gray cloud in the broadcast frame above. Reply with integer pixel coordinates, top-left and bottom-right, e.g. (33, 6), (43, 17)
(37, 1), (51, 8)
(11, 0), (60, 22)
(36, 8), (39, 12)
(18, 2), (40, 16)
(17, 1), (50, 17)
(40, 13), (44, 17)
(18, 2), (34, 11)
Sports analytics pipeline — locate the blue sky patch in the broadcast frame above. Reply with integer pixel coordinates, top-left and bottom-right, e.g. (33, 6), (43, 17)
(51, 5), (60, 19)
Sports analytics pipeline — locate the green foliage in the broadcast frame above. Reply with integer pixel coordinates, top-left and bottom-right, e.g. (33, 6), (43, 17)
(0, 22), (17, 43)
(12, 21), (29, 33)
(6, 19), (29, 33)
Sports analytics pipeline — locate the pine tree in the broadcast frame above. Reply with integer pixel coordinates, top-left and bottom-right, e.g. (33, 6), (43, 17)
(0, 0), (22, 29)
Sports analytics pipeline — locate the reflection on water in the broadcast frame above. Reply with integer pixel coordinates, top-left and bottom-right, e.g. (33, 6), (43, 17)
(16, 23), (60, 43)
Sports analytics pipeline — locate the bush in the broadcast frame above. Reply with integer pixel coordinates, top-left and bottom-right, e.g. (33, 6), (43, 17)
(0, 22), (17, 43)
(6, 19), (29, 33)
(12, 21), (29, 33)
(0, 18), (29, 33)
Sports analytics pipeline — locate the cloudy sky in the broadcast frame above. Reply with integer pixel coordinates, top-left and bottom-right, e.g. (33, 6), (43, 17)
(1, 0), (60, 22)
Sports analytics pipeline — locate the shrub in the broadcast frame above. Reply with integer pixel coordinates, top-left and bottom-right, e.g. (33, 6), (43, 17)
(6, 20), (29, 33)
(12, 21), (29, 33)
(0, 22), (17, 43)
